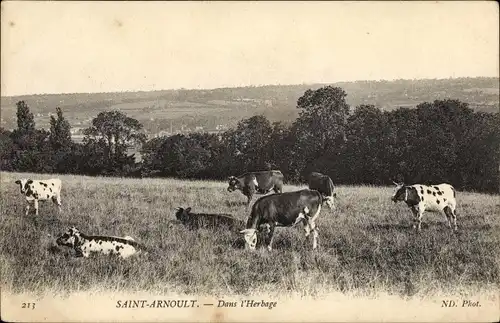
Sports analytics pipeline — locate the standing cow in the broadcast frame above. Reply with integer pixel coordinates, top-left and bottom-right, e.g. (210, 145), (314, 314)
(239, 189), (323, 251)
(308, 172), (336, 209)
(227, 170), (284, 205)
(391, 182), (458, 232)
(15, 178), (62, 215)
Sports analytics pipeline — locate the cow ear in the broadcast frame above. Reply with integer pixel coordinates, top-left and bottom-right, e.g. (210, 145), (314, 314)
(15, 180), (21, 185)
(186, 207), (191, 213)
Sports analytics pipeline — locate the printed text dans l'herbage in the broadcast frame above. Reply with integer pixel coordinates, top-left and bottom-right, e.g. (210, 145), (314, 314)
(116, 299), (278, 310)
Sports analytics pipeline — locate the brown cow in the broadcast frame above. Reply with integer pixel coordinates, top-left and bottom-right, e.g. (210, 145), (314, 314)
(227, 170), (284, 205)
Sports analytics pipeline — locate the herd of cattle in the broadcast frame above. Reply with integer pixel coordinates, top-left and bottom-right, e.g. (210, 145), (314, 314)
(12, 170), (459, 259)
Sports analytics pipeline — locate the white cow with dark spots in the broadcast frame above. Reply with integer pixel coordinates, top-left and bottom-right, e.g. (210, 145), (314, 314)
(56, 227), (145, 259)
(15, 178), (62, 215)
(391, 182), (458, 232)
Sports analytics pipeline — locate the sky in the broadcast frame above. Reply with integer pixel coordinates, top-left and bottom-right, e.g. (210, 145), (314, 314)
(1, 1), (498, 96)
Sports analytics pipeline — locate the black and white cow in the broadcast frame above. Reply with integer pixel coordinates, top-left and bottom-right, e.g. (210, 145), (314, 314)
(175, 207), (245, 231)
(391, 182), (458, 232)
(227, 170), (284, 205)
(308, 172), (336, 209)
(56, 227), (145, 259)
(15, 178), (62, 215)
(239, 189), (323, 251)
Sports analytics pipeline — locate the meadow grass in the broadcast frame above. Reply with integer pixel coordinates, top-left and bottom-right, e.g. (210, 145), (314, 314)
(1, 172), (499, 299)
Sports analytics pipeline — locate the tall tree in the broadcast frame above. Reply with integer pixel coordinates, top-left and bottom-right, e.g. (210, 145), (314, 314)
(49, 107), (72, 151)
(10, 100), (51, 172)
(296, 86), (350, 147)
(83, 111), (146, 160)
(16, 101), (35, 134)
(0, 128), (14, 170)
(291, 86), (351, 180)
(222, 115), (274, 172)
(344, 105), (392, 184)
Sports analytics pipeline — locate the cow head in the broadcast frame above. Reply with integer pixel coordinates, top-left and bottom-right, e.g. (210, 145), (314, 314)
(227, 176), (240, 192)
(56, 227), (83, 247)
(175, 207), (192, 222)
(239, 228), (257, 250)
(323, 193), (337, 209)
(14, 179), (29, 194)
(391, 181), (406, 203)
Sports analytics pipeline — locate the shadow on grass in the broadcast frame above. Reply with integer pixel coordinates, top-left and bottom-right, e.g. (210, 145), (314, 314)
(28, 213), (63, 228)
(366, 223), (411, 231)
(224, 200), (248, 208)
(227, 233), (297, 251)
(459, 223), (493, 231)
(230, 237), (246, 249)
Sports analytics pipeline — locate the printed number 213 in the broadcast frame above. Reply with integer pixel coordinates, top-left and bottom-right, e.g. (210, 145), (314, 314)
(22, 303), (36, 310)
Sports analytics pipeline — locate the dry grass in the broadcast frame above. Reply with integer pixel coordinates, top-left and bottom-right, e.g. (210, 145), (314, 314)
(1, 172), (499, 299)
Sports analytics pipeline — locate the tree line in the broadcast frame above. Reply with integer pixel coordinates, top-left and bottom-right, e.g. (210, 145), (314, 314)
(1, 86), (499, 193)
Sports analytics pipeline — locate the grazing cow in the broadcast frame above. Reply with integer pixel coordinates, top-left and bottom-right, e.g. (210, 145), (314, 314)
(308, 172), (336, 209)
(239, 189), (323, 251)
(227, 170), (284, 205)
(56, 227), (145, 259)
(391, 182), (458, 232)
(15, 178), (62, 215)
(175, 207), (245, 231)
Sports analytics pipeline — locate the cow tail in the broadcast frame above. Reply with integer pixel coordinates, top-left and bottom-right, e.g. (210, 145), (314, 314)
(328, 178), (334, 196)
(246, 201), (260, 229)
(315, 190), (324, 206)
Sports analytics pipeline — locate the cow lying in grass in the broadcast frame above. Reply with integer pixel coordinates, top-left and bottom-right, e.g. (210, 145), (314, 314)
(56, 227), (145, 259)
(175, 207), (245, 231)
(392, 182), (458, 232)
(15, 178), (62, 215)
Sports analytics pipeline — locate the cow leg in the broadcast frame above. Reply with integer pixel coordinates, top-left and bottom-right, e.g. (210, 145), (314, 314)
(443, 206), (453, 229)
(25, 203), (30, 216)
(312, 226), (319, 250)
(246, 194), (252, 206)
(308, 214), (320, 250)
(307, 204), (321, 250)
(446, 206), (458, 232)
(264, 224), (275, 251)
(451, 210), (458, 232)
(33, 199), (39, 216)
(52, 195), (62, 213)
(410, 206), (418, 230)
(415, 203), (425, 232)
(303, 222), (318, 249)
(303, 222), (311, 239)
(449, 202), (458, 231)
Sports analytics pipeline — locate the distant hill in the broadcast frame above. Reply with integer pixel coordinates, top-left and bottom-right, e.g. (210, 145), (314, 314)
(1, 77), (498, 135)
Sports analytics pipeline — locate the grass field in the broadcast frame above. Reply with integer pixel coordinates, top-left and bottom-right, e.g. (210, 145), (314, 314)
(1, 172), (499, 299)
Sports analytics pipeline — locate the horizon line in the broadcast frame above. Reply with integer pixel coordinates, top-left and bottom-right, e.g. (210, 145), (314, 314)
(1, 75), (499, 98)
